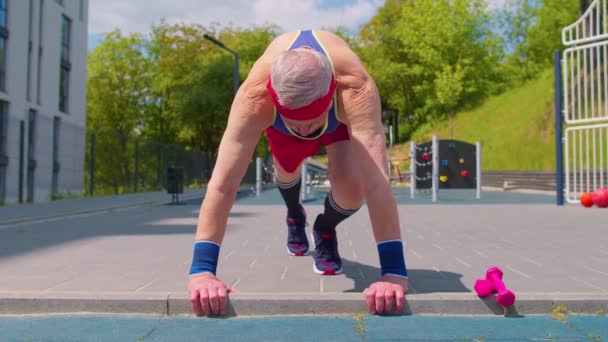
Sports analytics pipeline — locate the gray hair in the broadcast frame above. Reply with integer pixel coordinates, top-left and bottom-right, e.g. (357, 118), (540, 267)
(270, 47), (334, 109)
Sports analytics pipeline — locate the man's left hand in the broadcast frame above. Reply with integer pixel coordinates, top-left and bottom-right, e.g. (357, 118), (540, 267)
(364, 274), (408, 315)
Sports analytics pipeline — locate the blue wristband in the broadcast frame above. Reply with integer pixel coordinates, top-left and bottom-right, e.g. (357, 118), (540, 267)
(189, 241), (220, 277)
(377, 240), (408, 278)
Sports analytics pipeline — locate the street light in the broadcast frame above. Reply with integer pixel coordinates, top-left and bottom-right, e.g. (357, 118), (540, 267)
(203, 34), (240, 96)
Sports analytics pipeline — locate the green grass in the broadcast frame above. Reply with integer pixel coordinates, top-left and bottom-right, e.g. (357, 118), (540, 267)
(407, 68), (556, 171)
(49, 192), (82, 201)
(352, 313), (366, 341)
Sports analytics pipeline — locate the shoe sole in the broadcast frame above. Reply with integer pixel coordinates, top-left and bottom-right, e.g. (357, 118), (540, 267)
(310, 232), (342, 275)
(286, 246), (310, 256)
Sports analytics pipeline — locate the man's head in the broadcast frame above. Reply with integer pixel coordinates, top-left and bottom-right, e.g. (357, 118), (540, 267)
(267, 47), (336, 125)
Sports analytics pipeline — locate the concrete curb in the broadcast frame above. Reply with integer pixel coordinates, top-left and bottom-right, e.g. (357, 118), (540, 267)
(2, 292), (607, 316)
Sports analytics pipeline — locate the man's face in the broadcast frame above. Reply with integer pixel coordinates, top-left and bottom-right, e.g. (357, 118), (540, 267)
(282, 113), (328, 136)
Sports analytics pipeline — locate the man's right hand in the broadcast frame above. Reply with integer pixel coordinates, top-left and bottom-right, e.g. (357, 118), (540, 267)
(188, 273), (232, 316)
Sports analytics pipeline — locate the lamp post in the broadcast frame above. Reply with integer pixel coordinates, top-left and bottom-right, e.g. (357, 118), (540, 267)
(203, 34), (240, 95)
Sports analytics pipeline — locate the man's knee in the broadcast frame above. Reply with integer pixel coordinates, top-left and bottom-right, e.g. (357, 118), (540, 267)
(330, 170), (363, 200)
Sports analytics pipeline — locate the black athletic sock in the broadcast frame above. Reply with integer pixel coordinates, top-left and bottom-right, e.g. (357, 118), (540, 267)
(314, 191), (359, 232)
(277, 177), (303, 218)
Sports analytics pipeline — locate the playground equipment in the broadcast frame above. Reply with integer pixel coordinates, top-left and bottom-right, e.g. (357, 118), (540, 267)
(252, 156), (328, 202)
(410, 136), (482, 202)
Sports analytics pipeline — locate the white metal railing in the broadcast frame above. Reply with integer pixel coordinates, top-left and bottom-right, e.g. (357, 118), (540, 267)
(563, 40), (608, 124)
(564, 123), (608, 203)
(563, 0), (608, 46)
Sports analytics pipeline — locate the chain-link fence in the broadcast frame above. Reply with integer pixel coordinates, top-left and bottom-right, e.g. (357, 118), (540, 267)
(84, 129), (274, 197)
(85, 130), (213, 197)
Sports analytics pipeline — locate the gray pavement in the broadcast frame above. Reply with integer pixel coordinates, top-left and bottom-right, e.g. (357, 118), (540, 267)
(1, 186), (608, 316)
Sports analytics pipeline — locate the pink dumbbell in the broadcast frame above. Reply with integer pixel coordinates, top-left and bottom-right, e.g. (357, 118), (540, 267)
(474, 266), (516, 307)
(474, 278), (496, 297)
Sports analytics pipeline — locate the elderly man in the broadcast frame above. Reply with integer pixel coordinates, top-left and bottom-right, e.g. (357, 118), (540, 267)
(188, 29), (409, 316)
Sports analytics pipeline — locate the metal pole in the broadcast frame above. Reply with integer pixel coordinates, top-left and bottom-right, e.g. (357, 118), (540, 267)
(203, 34), (239, 95)
(89, 131), (95, 196)
(432, 135), (439, 203)
(555, 51), (565, 206)
(388, 125), (393, 178)
(300, 159), (308, 202)
(256, 157), (262, 197)
(18, 120), (25, 203)
(134, 139), (139, 193)
(476, 141), (482, 199)
(410, 141), (416, 199)
(233, 52), (240, 95)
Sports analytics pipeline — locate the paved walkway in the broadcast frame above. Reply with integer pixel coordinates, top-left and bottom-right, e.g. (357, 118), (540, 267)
(1, 186), (607, 317)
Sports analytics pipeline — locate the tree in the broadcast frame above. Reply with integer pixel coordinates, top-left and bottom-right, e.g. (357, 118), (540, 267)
(358, 0), (504, 138)
(87, 29), (152, 194)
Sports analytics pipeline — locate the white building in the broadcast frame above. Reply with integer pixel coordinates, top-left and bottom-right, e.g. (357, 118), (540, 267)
(0, 0), (88, 203)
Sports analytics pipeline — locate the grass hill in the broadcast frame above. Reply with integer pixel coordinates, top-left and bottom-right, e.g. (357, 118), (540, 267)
(390, 68), (556, 171)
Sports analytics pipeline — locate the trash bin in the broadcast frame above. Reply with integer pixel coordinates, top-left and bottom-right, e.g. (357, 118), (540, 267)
(167, 167), (184, 204)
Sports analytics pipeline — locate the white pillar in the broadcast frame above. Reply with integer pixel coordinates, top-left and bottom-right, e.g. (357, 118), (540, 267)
(388, 125), (393, 178)
(256, 157), (262, 197)
(476, 141), (482, 199)
(410, 141), (417, 199)
(432, 135), (439, 203)
(300, 159), (308, 202)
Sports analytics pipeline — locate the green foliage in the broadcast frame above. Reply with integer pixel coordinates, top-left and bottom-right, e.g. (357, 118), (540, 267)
(85, 0), (584, 188)
(87, 29), (151, 135)
(50, 192), (81, 201)
(498, 0), (579, 84)
(526, 0), (579, 65)
(86, 24), (278, 195)
(358, 0), (505, 135)
(410, 68), (555, 170)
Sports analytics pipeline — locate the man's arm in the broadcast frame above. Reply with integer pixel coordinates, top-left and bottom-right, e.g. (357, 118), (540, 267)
(323, 31), (407, 314)
(195, 83), (271, 243)
(187, 56), (274, 317)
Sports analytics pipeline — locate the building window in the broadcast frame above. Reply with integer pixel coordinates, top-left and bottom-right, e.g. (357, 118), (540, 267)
(59, 15), (71, 113)
(27, 0), (34, 101)
(79, 0), (84, 21)
(51, 116), (61, 194)
(0, 0), (7, 93)
(0, 0), (7, 29)
(0, 100), (7, 202)
(0, 101), (7, 157)
(54, 0), (63, 6)
(0, 37), (6, 92)
(37, 0), (44, 104)
(26, 109), (37, 202)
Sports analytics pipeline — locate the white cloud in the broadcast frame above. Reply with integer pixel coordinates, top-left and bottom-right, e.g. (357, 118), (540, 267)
(88, 0), (385, 35)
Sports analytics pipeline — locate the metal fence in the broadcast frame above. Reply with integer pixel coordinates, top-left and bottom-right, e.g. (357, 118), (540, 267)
(557, 0), (608, 204)
(85, 129), (274, 198)
(85, 130), (213, 196)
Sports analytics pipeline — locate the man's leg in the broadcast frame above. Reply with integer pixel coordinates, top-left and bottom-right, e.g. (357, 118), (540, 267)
(312, 140), (364, 274)
(275, 161), (303, 219)
(275, 160), (310, 256)
(266, 127), (320, 256)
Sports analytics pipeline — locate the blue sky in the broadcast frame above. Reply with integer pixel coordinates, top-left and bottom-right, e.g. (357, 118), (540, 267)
(87, 0), (508, 51)
(87, 0), (386, 50)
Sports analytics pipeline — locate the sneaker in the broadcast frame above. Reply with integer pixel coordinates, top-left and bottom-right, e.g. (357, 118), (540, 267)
(311, 216), (342, 275)
(286, 206), (309, 256)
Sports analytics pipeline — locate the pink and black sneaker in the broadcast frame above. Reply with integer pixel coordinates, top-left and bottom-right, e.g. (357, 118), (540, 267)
(286, 206), (309, 256)
(311, 217), (342, 275)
